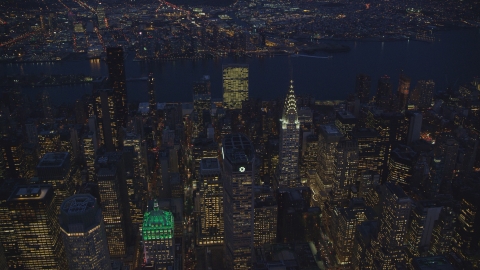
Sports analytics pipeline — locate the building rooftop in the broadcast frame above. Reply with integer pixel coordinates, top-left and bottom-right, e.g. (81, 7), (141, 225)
(61, 194), (97, 214)
(222, 133), (254, 164)
(8, 184), (53, 203)
(142, 200), (174, 241)
(200, 158), (220, 172)
(37, 152), (69, 168)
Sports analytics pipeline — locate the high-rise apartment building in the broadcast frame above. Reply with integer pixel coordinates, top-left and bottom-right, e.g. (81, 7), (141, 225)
(222, 133), (255, 269)
(59, 194), (111, 270)
(106, 47), (127, 127)
(142, 200), (175, 268)
(197, 158), (224, 246)
(277, 81), (300, 188)
(38, 129), (60, 158)
(223, 64), (249, 110)
(355, 73), (371, 103)
(7, 185), (68, 269)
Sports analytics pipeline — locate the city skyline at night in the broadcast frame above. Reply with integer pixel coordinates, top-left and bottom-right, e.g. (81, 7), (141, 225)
(1, 0), (480, 269)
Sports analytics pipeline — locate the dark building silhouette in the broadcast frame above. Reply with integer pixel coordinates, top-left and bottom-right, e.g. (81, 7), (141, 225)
(355, 73), (371, 103)
(106, 47), (127, 128)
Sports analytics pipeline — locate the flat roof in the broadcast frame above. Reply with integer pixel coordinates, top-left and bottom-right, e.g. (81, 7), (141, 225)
(222, 133), (254, 164)
(37, 152), (69, 168)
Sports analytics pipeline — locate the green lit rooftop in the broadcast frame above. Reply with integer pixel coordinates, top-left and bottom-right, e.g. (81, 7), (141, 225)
(142, 200), (174, 241)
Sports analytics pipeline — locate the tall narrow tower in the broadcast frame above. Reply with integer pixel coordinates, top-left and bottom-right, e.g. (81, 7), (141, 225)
(277, 81), (300, 187)
(222, 133), (255, 269)
(106, 47), (127, 128)
(148, 73), (156, 116)
(397, 72), (411, 111)
(97, 3), (106, 30)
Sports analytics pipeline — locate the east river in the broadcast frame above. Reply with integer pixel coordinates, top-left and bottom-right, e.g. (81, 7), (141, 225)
(1, 28), (480, 105)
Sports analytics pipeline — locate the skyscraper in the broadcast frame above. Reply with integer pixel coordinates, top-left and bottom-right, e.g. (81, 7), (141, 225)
(222, 133), (255, 269)
(223, 64), (249, 110)
(373, 183), (412, 268)
(397, 73), (411, 111)
(197, 158), (224, 246)
(148, 73), (156, 116)
(142, 200), (175, 268)
(253, 186), (277, 247)
(96, 153), (128, 257)
(97, 3), (106, 29)
(277, 81), (300, 188)
(317, 125), (343, 190)
(94, 86), (118, 151)
(193, 75), (212, 138)
(37, 152), (75, 213)
(59, 194), (111, 270)
(7, 185), (68, 269)
(410, 80), (434, 109)
(375, 75), (392, 110)
(106, 47), (127, 128)
(355, 73), (371, 103)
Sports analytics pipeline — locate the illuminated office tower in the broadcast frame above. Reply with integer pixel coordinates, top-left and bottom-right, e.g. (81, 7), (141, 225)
(197, 158), (223, 246)
(192, 138), (218, 181)
(352, 128), (383, 176)
(452, 193), (480, 261)
(301, 134), (318, 177)
(59, 194), (111, 270)
(37, 152), (75, 213)
(83, 131), (97, 182)
(1, 137), (26, 179)
(193, 75), (212, 138)
(331, 139), (359, 206)
(106, 47), (127, 127)
(38, 129), (60, 158)
(397, 72), (411, 111)
(331, 198), (374, 267)
(97, 3), (106, 29)
(317, 125), (343, 190)
(277, 81), (300, 188)
(142, 200), (175, 268)
(124, 133), (146, 225)
(335, 110), (357, 139)
(7, 185), (67, 269)
(375, 75), (392, 110)
(222, 133), (255, 269)
(96, 154), (127, 257)
(148, 73), (156, 116)
(94, 87), (118, 151)
(410, 80), (434, 109)
(405, 200), (441, 258)
(430, 199), (456, 255)
(0, 179), (23, 268)
(223, 64), (249, 110)
(387, 145), (416, 186)
(355, 73), (371, 103)
(373, 183), (412, 268)
(253, 186), (277, 247)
